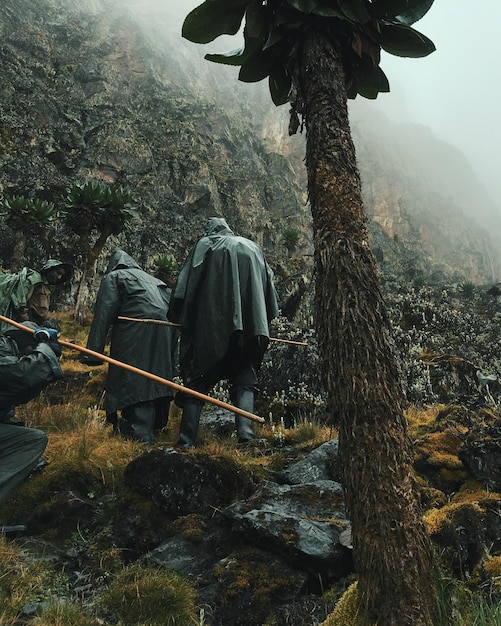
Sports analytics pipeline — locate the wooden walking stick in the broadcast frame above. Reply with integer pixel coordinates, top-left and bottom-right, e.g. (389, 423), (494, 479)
(117, 315), (309, 346)
(0, 315), (265, 424)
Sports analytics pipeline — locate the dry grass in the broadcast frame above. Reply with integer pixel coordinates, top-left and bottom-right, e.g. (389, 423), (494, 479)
(405, 404), (445, 438)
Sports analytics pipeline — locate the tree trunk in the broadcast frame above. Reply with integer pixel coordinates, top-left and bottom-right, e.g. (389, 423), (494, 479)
(290, 31), (437, 626)
(9, 234), (26, 271)
(73, 241), (98, 325)
(74, 268), (91, 326)
(72, 226), (112, 325)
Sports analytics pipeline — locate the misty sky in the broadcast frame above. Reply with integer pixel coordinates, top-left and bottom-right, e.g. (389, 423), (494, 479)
(377, 0), (501, 206)
(167, 1), (500, 206)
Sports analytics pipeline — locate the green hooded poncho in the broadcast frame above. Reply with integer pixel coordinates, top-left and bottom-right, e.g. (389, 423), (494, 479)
(0, 260), (73, 332)
(85, 250), (178, 413)
(168, 217), (279, 379)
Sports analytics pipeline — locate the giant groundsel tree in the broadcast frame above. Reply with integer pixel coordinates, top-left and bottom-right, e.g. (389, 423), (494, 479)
(62, 182), (137, 324)
(183, 1), (437, 625)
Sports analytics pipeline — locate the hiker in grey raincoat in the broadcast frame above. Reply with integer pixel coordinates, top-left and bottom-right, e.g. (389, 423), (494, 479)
(0, 259), (73, 332)
(168, 217), (279, 448)
(82, 250), (178, 445)
(0, 321), (63, 518)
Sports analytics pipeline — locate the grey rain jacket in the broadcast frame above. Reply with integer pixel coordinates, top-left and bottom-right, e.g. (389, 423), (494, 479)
(0, 335), (63, 419)
(85, 250), (178, 413)
(168, 217), (279, 378)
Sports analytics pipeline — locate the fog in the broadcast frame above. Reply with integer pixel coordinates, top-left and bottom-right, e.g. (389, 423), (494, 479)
(127, 0), (501, 212)
(376, 0), (501, 210)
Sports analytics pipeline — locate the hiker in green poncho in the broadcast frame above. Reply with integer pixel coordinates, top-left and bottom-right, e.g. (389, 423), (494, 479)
(0, 260), (73, 332)
(0, 321), (63, 535)
(81, 250), (178, 445)
(168, 217), (279, 449)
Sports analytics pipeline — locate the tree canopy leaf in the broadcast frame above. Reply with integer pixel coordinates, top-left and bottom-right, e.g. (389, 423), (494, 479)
(378, 23), (435, 57)
(238, 46), (279, 82)
(245, 0), (268, 37)
(286, 0), (321, 14)
(182, 0), (250, 44)
(205, 46), (249, 66)
(396, 0), (434, 25)
(337, 0), (371, 24)
(373, 0), (434, 24)
(356, 61), (390, 98)
(269, 68), (292, 105)
(310, 3), (344, 18)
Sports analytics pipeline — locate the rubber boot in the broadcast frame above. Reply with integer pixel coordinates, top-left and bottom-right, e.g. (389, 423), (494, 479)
(233, 389), (256, 444)
(153, 396), (170, 431)
(119, 402), (155, 445)
(176, 400), (203, 449)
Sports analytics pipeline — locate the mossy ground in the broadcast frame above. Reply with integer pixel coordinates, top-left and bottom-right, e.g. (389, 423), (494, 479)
(3, 313), (501, 624)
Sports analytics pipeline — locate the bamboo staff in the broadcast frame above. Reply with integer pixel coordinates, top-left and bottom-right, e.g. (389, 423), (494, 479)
(117, 315), (309, 346)
(0, 315), (264, 424)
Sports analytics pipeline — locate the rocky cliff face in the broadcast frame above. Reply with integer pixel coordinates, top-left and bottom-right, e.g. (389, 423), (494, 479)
(0, 0), (499, 307)
(0, 0), (309, 267)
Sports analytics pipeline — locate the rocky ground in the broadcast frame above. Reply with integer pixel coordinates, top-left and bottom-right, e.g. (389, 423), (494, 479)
(3, 282), (501, 624)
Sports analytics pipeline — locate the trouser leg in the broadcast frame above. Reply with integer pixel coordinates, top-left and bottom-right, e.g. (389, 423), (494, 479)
(230, 363), (259, 444)
(176, 399), (203, 449)
(153, 396), (171, 431)
(0, 425), (48, 506)
(232, 389), (256, 443)
(119, 401), (156, 445)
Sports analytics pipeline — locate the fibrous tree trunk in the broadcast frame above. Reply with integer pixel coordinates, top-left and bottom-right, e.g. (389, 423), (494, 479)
(290, 31), (437, 626)
(73, 227), (112, 325)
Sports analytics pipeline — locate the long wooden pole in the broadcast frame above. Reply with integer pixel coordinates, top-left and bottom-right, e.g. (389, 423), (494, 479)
(117, 315), (309, 346)
(0, 315), (265, 424)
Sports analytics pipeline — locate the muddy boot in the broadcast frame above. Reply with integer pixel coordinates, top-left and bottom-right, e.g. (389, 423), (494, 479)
(120, 402), (155, 445)
(233, 389), (256, 444)
(176, 400), (203, 449)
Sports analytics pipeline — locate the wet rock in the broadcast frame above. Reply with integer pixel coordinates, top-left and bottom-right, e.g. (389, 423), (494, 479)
(224, 479), (352, 581)
(277, 439), (339, 485)
(124, 447), (256, 517)
(459, 421), (501, 491)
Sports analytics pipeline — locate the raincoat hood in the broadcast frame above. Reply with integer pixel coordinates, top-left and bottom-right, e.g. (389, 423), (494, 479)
(39, 259), (73, 284)
(204, 217), (233, 237)
(105, 250), (141, 274)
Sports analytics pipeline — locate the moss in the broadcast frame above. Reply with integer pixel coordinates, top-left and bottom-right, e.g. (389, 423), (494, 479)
(420, 486), (447, 510)
(452, 480), (501, 505)
(321, 582), (374, 626)
(424, 501), (484, 536)
(212, 548), (298, 604)
(438, 467), (469, 487)
(416, 431), (464, 465)
(414, 428), (468, 492)
(483, 555), (501, 579)
(170, 513), (205, 543)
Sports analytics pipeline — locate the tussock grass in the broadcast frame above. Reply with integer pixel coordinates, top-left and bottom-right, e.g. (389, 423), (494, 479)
(98, 562), (199, 625)
(0, 536), (70, 620)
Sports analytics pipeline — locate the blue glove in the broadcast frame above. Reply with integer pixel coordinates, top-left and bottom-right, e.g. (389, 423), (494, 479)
(34, 327), (60, 342)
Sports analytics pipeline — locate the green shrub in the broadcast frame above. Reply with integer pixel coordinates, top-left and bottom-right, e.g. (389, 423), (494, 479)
(281, 227), (300, 253)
